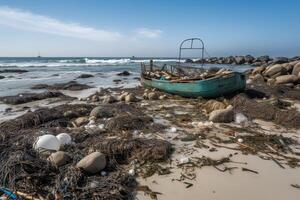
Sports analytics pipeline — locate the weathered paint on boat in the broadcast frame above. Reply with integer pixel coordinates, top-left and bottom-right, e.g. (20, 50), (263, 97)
(141, 72), (246, 98)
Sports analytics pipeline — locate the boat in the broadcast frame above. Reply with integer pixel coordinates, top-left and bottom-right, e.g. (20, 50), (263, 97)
(140, 38), (246, 98)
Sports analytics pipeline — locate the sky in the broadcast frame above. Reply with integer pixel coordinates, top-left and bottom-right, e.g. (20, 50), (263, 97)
(0, 0), (299, 57)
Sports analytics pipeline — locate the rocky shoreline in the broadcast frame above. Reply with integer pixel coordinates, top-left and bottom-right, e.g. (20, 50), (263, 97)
(0, 62), (300, 200)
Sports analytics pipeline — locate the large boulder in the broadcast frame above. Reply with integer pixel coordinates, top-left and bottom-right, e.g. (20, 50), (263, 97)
(224, 56), (235, 64)
(125, 93), (138, 102)
(252, 66), (266, 75)
(235, 56), (245, 65)
(292, 62), (300, 76)
(252, 74), (265, 82)
(244, 55), (255, 64)
(273, 57), (289, 64)
(263, 64), (286, 77)
(209, 105), (234, 123)
(275, 75), (299, 84)
(103, 95), (117, 104)
(48, 151), (71, 167)
(256, 55), (271, 63)
(76, 152), (106, 174)
(90, 106), (113, 118)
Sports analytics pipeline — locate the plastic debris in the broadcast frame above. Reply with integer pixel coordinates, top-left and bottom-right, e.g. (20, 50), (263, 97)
(128, 169), (135, 176)
(237, 138), (244, 143)
(179, 157), (190, 164)
(234, 113), (248, 124)
(33, 134), (60, 151)
(170, 127), (177, 133)
(56, 133), (72, 146)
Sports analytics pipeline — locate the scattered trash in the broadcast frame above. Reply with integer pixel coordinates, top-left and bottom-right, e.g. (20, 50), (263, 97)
(169, 127), (177, 133)
(56, 133), (72, 146)
(237, 138), (244, 143)
(33, 134), (60, 152)
(234, 113), (248, 124)
(179, 157), (190, 164)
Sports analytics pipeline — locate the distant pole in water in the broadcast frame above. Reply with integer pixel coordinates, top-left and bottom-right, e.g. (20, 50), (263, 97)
(37, 52), (41, 58)
(150, 59), (153, 72)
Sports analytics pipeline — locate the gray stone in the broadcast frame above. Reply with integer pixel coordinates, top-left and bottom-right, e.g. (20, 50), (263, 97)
(252, 66), (266, 75)
(91, 95), (99, 102)
(209, 105), (234, 123)
(75, 117), (89, 126)
(103, 95), (116, 104)
(125, 93), (138, 102)
(275, 75), (299, 84)
(76, 152), (106, 174)
(48, 151), (71, 167)
(90, 106), (113, 118)
(252, 74), (265, 82)
(263, 64), (286, 77)
(148, 92), (159, 100)
(235, 56), (245, 65)
(292, 62), (300, 76)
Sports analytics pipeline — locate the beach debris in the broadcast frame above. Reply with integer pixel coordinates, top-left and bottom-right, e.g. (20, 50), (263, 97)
(234, 113), (248, 124)
(102, 95), (117, 103)
(237, 138), (244, 143)
(169, 127), (177, 133)
(291, 184), (300, 189)
(105, 114), (152, 131)
(128, 168), (136, 176)
(147, 92), (159, 100)
(179, 157), (190, 164)
(242, 167), (259, 174)
(76, 152), (107, 174)
(48, 151), (71, 166)
(56, 133), (72, 146)
(209, 105), (234, 123)
(203, 99), (228, 114)
(118, 92), (129, 101)
(91, 95), (99, 102)
(159, 94), (167, 100)
(125, 93), (138, 102)
(117, 70), (131, 76)
(137, 185), (162, 200)
(33, 134), (60, 152)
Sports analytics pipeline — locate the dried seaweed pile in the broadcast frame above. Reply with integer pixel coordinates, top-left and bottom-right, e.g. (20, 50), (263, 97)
(92, 138), (172, 166)
(0, 104), (93, 133)
(232, 94), (300, 128)
(105, 114), (153, 131)
(0, 91), (68, 105)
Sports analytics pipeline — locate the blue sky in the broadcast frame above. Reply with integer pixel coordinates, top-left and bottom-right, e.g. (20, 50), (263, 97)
(0, 0), (299, 57)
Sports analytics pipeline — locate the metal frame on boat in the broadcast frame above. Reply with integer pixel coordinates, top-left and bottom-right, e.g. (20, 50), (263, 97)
(140, 38), (246, 98)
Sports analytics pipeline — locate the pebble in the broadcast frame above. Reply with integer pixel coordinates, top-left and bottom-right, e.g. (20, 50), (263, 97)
(48, 151), (71, 167)
(76, 152), (106, 174)
(237, 138), (244, 143)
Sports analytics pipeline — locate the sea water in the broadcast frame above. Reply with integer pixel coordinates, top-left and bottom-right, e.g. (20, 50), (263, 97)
(0, 57), (252, 96)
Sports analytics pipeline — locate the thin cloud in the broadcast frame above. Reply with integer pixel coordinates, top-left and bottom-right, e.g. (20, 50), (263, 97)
(135, 28), (162, 38)
(0, 6), (122, 41)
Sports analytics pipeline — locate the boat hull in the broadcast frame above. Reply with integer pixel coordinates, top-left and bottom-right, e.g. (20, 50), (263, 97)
(141, 72), (246, 98)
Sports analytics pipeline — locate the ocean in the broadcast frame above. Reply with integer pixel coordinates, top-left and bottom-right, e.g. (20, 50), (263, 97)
(0, 57), (252, 96)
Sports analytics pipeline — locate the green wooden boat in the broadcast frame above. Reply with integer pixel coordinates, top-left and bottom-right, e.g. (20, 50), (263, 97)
(141, 72), (246, 98)
(140, 38), (246, 98)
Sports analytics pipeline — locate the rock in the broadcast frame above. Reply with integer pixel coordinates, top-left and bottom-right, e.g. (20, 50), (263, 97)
(209, 105), (234, 123)
(275, 75), (299, 84)
(0, 69), (28, 73)
(281, 63), (293, 73)
(90, 106), (113, 118)
(48, 151), (71, 167)
(113, 79), (122, 84)
(252, 66), (266, 75)
(75, 117), (89, 126)
(117, 71), (130, 76)
(63, 110), (79, 118)
(267, 78), (276, 85)
(252, 74), (265, 82)
(244, 55), (255, 64)
(91, 95), (99, 102)
(203, 100), (227, 113)
(234, 56), (245, 65)
(103, 95), (116, 103)
(148, 92), (159, 100)
(263, 64), (286, 77)
(292, 62), (300, 76)
(159, 95), (167, 100)
(118, 92), (129, 101)
(273, 57), (289, 64)
(224, 56), (235, 64)
(125, 93), (138, 102)
(256, 55), (271, 63)
(77, 74), (94, 79)
(0, 75), (5, 79)
(76, 152), (106, 174)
